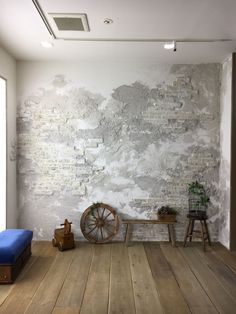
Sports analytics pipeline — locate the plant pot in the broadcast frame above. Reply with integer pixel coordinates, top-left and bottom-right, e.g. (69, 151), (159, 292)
(158, 214), (176, 222)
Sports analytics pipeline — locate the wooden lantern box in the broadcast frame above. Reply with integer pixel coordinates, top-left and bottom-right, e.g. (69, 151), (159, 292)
(52, 219), (75, 251)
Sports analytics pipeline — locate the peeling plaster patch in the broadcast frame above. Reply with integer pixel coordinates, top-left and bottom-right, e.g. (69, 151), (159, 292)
(9, 138), (17, 161)
(110, 176), (135, 185)
(52, 75), (68, 88)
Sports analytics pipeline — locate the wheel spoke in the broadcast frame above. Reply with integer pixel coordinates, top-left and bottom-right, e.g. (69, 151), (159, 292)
(101, 226), (108, 238)
(100, 227), (104, 239)
(87, 222), (96, 227)
(105, 220), (115, 227)
(89, 215), (97, 221)
(103, 212), (111, 220)
(91, 212), (97, 219)
(87, 225), (97, 235)
(103, 224), (114, 235)
(97, 208), (100, 218)
(101, 207), (105, 218)
(87, 216), (96, 224)
(88, 220), (96, 226)
(94, 227), (99, 242)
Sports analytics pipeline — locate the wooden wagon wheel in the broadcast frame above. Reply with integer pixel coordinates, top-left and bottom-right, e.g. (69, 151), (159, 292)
(80, 203), (119, 243)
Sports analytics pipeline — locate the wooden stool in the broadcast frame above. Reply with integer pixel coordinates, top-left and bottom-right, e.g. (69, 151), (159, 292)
(183, 214), (211, 251)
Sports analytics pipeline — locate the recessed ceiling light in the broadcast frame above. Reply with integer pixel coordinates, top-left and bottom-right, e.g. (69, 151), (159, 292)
(164, 41), (176, 51)
(103, 18), (113, 25)
(40, 41), (54, 48)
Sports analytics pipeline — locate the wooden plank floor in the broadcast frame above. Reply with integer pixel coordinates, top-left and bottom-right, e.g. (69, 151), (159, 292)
(1, 242), (236, 314)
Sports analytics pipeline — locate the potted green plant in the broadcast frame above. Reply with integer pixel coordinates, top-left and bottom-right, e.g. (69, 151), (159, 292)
(157, 205), (178, 222)
(188, 181), (210, 217)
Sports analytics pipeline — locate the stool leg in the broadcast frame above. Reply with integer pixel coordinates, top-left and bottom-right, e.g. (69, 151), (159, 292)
(189, 219), (195, 242)
(183, 219), (191, 247)
(200, 220), (206, 251)
(204, 220), (211, 246)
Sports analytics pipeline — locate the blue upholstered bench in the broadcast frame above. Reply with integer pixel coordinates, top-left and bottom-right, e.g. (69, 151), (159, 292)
(0, 229), (33, 283)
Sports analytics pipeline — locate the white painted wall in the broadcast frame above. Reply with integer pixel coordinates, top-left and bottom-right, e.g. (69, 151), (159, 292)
(0, 46), (17, 228)
(16, 61), (172, 99)
(219, 55), (232, 249)
(0, 77), (6, 231)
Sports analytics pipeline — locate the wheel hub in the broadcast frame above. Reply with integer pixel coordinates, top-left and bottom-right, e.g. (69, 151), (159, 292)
(96, 218), (104, 228)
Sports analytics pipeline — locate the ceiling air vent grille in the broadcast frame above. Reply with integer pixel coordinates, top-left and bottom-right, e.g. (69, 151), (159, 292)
(49, 13), (90, 32)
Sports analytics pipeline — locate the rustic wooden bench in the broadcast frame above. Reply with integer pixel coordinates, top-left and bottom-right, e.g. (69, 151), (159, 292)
(122, 219), (176, 247)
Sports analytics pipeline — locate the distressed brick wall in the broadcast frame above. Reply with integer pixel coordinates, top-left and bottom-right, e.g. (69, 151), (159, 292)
(17, 63), (220, 240)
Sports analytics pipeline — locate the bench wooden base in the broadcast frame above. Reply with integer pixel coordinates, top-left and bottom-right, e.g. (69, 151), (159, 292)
(122, 219), (176, 247)
(0, 243), (32, 284)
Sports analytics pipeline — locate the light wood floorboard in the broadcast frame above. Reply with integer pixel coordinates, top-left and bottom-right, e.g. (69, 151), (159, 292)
(54, 243), (94, 312)
(52, 307), (79, 314)
(25, 247), (74, 314)
(179, 246), (236, 313)
(80, 244), (111, 314)
(128, 243), (163, 314)
(108, 243), (135, 314)
(160, 243), (218, 313)
(195, 246), (236, 301)
(1, 242), (236, 313)
(211, 243), (236, 274)
(144, 242), (190, 314)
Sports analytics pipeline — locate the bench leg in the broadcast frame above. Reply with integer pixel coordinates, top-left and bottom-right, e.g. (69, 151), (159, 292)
(124, 224), (131, 243)
(169, 225), (176, 247)
(167, 224), (171, 242)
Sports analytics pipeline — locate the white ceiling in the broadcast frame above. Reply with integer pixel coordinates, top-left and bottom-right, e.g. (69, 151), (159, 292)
(0, 0), (236, 62)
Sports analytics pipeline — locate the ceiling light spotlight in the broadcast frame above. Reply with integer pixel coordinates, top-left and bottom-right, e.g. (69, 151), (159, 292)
(103, 18), (113, 25)
(164, 41), (177, 52)
(40, 41), (54, 48)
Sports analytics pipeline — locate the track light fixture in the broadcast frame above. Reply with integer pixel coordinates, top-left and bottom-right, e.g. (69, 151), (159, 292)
(164, 41), (177, 52)
(40, 41), (54, 48)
